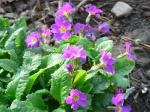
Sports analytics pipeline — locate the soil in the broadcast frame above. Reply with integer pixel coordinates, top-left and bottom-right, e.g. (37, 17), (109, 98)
(0, 0), (150, 112)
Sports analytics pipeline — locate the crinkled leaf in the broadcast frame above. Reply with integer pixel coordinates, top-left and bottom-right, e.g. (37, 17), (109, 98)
(92, 76), (111, 94)
(96, 39), (113, 52)
(0, 59), (18, 73)
(50, 64), (71, 104)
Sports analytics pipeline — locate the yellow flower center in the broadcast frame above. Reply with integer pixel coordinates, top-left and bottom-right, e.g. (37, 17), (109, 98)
(61, 26), (66, 33)
(99, 62), (105, 67)
(32, 38), (37, 43)
(118, 106), (121, 112)
(64, 11), (69, 18)
(73, 95), (79, 101)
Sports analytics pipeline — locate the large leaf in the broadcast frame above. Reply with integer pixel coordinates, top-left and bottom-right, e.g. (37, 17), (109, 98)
(113, 57), (135, 87)
(50, 64), (72, 104)
(95, 37), (113, 52)
(114, 57), (135, 76)
(5, 27), (26, 50)
(0, 105), (11, 112)
(92, 76), (111, 94)
(22, 51), (41, 72)
(0, 59), (18, 73)
(41, 53), (63, 68)
(10, 93), (48, 112)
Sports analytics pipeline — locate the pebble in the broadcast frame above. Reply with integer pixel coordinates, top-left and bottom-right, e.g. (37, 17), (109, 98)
(4, 13), (18, 19)
(111, 1), (133, 17)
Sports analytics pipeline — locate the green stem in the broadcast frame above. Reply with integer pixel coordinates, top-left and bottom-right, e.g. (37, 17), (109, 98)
(86, 13), (92, 23)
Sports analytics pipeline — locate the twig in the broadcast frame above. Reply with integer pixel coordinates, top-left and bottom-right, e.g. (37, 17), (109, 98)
(75, 0), (89, 13)
(121, 36), (150, 50)
(58, 0), (63, 9)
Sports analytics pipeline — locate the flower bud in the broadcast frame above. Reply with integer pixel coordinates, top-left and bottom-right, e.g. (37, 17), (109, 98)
(66, 64), (73, 72)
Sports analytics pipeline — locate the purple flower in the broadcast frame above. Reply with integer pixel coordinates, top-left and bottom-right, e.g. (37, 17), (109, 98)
(125, 42), (136, 60)
(84, 24), (96, 40)
(63, 45), (87, 63)
(51, 17), (72, 41)
(112, 89), (132, 112)
(66, 64), (73, 72)
(85, 4), (103, 18)
(112, 93), (124, 106)
(115, 106), (131, 112)
(66, 89), (87, 110)
(56, 2), (74, 18)
(100, 49), (115, 74)
(74, 23), (85, 34)
(99, 22), (111, 33)
(40, 27), (51, 38)
(25, 32), (42, 49)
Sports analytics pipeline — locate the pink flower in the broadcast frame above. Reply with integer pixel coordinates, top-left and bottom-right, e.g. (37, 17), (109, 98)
(125, 42), (136, 60)
(100, 49), (116, 74)
(56, 2), (74, 18)
(85, 4), (103, 18)
(66, 89), (87, 110)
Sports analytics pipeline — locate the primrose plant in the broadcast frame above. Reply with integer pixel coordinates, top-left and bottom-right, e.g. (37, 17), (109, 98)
(0, 2), (135, 112)
(24, 2), (135, 112)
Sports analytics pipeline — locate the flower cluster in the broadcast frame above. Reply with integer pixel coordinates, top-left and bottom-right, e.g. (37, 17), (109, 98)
(25, 27), (51, 48)
(24, 2), (136, 112)
(112, 88), (131, 112)
(66, 89), (87, 110)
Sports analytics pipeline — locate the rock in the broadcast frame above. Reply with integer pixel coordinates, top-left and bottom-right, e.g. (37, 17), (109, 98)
(111, 1), (133, 17)
(4, 13), (18, 19)
(136, 57), (150, 68)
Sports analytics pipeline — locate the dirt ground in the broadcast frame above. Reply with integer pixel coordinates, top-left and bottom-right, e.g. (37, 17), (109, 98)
(0, 0), (150, 112)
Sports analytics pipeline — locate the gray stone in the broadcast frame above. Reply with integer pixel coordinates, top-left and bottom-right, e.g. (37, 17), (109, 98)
(111, 1), (133, 17)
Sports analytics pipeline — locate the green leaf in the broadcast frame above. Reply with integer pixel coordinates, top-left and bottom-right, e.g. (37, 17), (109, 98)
(25, 68), (47, 95)
(113, 57), (135, 87)
(73, 70), (86, 86)
(0, 18), (9, 30)
(52, 108), (66, 112)
(10, 93), (48, 112)
(64, 35), (79, 44)
(50, 64), (72, 104)
(41, 53), (63, 68)
(23, 51), (41, 72)
(15, 70), (29, 99)
(0, 59), (18, 73)
(95, 37), (109, 47)
(77, 37), (93, 51)
(0, 105), (11, 112)
(92, 76), (111, 93)
(95, 38), (113, 52)
(5, 27), (26, 49)
(114, 57), (135, 76)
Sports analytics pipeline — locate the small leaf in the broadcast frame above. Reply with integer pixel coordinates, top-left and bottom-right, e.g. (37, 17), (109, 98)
(73, 70), (86, 86)
(64, 35), (79, 44)
(52, 108), (66, 112)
